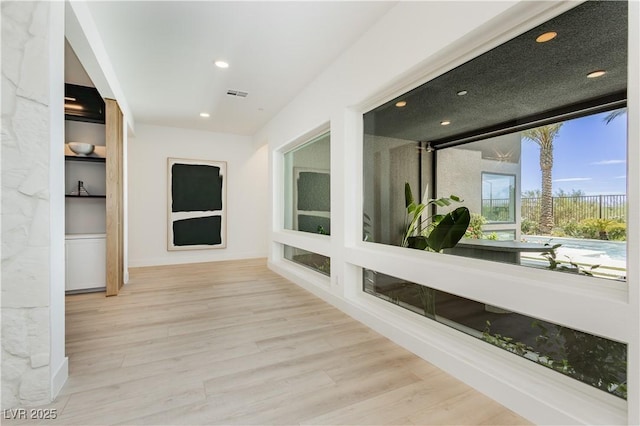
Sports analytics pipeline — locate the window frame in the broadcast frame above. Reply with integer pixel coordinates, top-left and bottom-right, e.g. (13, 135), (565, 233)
(272, 123), (332, 284)
(481, 171), (517, 224)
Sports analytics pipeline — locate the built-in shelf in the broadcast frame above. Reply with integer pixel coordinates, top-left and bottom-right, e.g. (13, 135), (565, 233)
(65, 114), (105, 125)
(65, 155), (105, 163)
(65, 194), (106, 198)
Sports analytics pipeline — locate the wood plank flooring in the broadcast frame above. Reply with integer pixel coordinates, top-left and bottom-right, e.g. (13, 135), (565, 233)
(8, 259), (531, 425)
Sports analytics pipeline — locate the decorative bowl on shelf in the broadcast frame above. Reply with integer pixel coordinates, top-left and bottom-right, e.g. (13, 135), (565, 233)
(68, 142), (95, 156)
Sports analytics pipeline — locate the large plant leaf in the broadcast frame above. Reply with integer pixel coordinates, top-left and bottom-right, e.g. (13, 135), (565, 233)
(403, 203), (425, 246)
(407, 236), (429, 250)
(427, 207), (471, 252)
(405, 182), (414, 208)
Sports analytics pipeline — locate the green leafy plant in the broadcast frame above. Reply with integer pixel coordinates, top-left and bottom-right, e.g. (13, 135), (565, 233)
(579, 218), (626, 241)
(402, 182), (470, 252)
(533, 321), (627, 399)
(464, 213), (486, 239)
(484, 320), (627, 399)
(483, 321), (534, 357)
(520, 218), (540, 235)
(541, 243), (600, 276)
(581, 218), (614, 240)
(401, 182), (470, 318)
(540, 243), (563, 270)
(606, 221), (626, 241)
(561, 220), (582, 237)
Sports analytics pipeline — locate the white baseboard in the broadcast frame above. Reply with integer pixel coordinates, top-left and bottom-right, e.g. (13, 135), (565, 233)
(128, 251), (267, 268)
(51, 357), (68, 399)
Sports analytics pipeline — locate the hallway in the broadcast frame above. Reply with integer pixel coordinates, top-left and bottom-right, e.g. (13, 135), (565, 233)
(11, 259), (529, 425)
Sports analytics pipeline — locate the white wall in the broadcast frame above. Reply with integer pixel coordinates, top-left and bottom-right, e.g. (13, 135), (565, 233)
(64, 39), (92, 87)
(128, 124), (268, 267)
(259, 1), (638, 424)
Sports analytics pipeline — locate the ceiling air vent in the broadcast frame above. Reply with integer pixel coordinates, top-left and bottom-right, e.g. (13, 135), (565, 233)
(226, 89), (248, 98)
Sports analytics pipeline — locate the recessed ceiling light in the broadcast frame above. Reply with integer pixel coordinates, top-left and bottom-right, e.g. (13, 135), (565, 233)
(587, 70), (606, 78)
(440, 120), (451, 126)
(536, 31), (557, 43)
(456, 90), (468, 96)
(199, 112), (210, 118)
(395, 101), (407, 108)
(214, 60), (229, 69)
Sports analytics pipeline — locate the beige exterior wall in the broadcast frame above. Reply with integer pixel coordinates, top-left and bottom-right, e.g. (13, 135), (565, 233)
(436, 133), (521, 238)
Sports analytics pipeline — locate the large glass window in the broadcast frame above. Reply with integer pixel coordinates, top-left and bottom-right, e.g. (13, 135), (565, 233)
(284, 132), (331, 234)
(362, 0), (627, 282)
(363, 270), (627, 399)
(482, 173), (515, 223)
(284, 245), (330, 276)
(438, 113), (627, 280)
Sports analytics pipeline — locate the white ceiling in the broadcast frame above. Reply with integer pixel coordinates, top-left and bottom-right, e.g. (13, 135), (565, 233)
(82, 1), (397, 136)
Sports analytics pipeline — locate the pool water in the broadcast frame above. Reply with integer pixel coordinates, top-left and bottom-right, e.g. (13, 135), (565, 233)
(522, 235), (627, 262)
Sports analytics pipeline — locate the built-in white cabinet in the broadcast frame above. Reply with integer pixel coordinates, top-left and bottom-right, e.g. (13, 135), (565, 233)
(65, 234), (106, 292)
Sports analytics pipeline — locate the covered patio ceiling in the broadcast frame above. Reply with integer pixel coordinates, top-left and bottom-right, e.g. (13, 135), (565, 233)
(364, 0), (628, 147)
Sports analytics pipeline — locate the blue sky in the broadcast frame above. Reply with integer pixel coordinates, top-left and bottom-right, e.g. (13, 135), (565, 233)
(520, 110), (627, 195)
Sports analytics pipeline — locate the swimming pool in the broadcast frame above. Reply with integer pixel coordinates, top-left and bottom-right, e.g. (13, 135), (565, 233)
(522, 235), (627, 262)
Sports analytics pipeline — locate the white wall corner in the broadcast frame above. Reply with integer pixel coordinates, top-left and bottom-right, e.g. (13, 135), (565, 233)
(49, 0), (66, 402)
(50, 357), (68, 399)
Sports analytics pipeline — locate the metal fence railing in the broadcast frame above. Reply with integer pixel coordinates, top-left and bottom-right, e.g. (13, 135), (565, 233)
(481, 198), (513, 222)
(521, 195), (627, 225)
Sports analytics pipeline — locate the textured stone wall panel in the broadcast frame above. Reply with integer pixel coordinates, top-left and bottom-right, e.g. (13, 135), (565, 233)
(13, 97), (50, 171)
(1, 0), (52, 409)
(1, 310), (30, 357)
(17, 36), (48, 104)
(1, 248), (50, 308)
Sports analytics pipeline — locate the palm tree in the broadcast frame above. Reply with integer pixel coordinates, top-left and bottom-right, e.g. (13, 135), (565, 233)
(522, 123), (563, 234)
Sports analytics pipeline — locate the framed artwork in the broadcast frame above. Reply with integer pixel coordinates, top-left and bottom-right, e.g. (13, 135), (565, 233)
(167, 158), (226, 250)
(293, 167), (330, 234)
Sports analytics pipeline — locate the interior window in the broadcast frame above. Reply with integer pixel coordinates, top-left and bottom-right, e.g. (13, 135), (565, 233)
(284, 245), (330, 276)
(284, 132), (331, 234)
(363, 269), (627, 399)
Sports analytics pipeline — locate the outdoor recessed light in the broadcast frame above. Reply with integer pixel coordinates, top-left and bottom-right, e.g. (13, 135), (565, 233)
(587, 70), (606, 78)
(199, 112), (210, 118)
(440, 120), (451, 126)
(214, 60), (229, 69)
(395, 101), (407, 108)
(536, 31), (557, 43)
(456, 90), (468, 96)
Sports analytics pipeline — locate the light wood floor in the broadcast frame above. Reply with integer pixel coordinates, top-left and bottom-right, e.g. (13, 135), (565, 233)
(11, 259), (531, 425)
